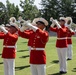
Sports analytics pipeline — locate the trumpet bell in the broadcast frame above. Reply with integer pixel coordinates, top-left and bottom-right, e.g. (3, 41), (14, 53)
(71, 23), (76, 30)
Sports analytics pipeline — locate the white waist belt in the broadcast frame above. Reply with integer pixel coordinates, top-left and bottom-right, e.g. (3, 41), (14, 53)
(3, 45), (16, 48)
(31, 47), (44, 50)
(67, 37), (71, 39)
(57, 37), (67, 40)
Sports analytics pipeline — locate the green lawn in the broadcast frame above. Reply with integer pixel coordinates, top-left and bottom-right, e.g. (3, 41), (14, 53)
(0, 37), (76, 75)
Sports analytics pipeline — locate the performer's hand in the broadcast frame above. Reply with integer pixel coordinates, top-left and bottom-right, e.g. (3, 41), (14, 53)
(75, 29), (76, 33)
(0, 26), (8, 34)
(54, 20), (61, 28)
(68, 28), (74, 32)
(51, 20), (56, 28)
(50, 18), (56, 27)
(50, 17), (53, 22)
(20, 26), (28, 32)
(18, 17), (24, 22)
(20, 21), (32, 27)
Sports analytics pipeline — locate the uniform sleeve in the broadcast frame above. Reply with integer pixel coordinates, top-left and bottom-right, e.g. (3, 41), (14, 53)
(71, 31), (75, 35)
(18, 30), (31, 39)
(50, 27), (58, 32)
(36, 29), (49, 43)
(0, 32), (5, 39)
(6, 32), (18, 41)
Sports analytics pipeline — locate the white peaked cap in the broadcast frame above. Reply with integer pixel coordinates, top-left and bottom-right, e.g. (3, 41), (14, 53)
(10, 22), (19, 30)
(32, 18), (48, 26)
(59, 17), (66, 21)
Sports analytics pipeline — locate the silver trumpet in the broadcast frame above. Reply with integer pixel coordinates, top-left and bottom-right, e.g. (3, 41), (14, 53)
(71, 23), (76, 30)
(65, 17), (76, 30)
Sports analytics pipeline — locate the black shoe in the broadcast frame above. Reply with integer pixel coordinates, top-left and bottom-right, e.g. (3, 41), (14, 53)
(60, 71), (67, 74)
(67, 58), (72, 60)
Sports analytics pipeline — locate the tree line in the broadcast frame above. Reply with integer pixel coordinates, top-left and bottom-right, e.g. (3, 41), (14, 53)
(0, 0), (76, 26)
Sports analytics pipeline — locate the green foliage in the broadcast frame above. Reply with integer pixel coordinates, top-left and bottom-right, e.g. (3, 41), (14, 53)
(20, 0), (40, 20)
(0, 0), (21, 24)
(0, 2), (7, 24)
(6, 0), (20, 20)
(0, 0), (40, 25)
(59, 0), (75, 16)
(0, 0), (76, 26)
(40, 0), (75, 20)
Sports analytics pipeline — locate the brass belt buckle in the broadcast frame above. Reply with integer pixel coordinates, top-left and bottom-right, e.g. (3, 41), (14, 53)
(33, 48), (36, 50)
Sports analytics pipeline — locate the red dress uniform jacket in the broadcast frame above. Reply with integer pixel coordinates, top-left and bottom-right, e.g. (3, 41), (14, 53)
(50, 25), (68, 48)
(0, 32), (18, 58)
(67, 29), (75, 44)
(18, 29), (49, 64)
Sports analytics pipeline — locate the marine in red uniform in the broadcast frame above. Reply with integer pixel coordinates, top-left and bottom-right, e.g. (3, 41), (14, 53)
(18, 18), (38, 53)
(19, 29), (33, 54)
(18, 18), (49, 75)
(65, 17), (75, 60)
(0, 17), (18, 75)
(50, 17), (68, 74)
(67, 29), (75, 60)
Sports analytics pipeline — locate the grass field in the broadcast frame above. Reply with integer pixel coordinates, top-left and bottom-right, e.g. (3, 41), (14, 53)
(0, 37), (76, 75)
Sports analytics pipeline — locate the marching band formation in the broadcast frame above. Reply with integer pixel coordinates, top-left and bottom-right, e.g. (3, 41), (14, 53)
(0, 16), (76, 75)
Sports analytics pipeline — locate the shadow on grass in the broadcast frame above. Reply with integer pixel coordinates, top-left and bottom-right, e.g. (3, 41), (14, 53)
(50, 60), (59, 64)
(17, 49), (28, 52)
(15, 65), (30, 71)
(19, 55), (29, 58)
(0, 54), (2, 56)
(21, 41), (28, 43)
(17, 41), (28, 45)
(48, 72), (61, 75)
(0, 62), (3, 64)
(72, 68), (76, 72)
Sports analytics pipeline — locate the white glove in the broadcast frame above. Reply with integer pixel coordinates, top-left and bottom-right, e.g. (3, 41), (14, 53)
(21, 21), (38, 32)
(0, 26), (8, 34)
(18, 16), (24, 21)
(20, 26), (28, 32)
(69, 28), (74, 32)
(50, 17), (54, 22)
(50, 20), (56, 27)
(51, 24), (55, 27)
(15, 21), (22, 28)
(18, 17), (25, 25)
(54, 20), (61, 29)
(1, 24), (5, 27)
(74, 29), (76, 33)
(20, 21), (27, 26)
(15, 21), (20, 25)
